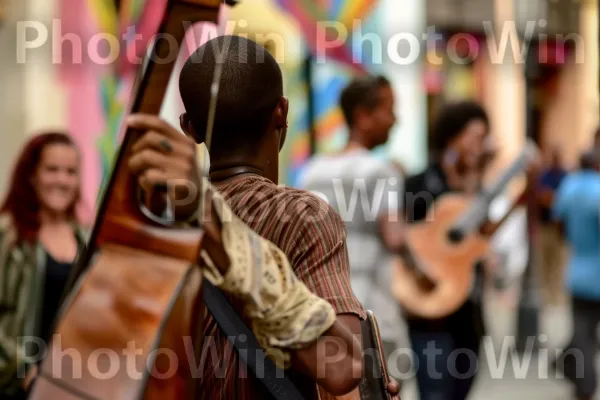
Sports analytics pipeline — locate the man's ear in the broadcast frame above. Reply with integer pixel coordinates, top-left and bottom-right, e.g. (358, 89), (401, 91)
(180, 113), (202, 144)
(275, 97), (289, 126)
(275, 97), (289, 150)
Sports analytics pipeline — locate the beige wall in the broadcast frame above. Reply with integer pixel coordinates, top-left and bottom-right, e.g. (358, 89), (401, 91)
(580, 0), (599, 149)
(0, 0), (27, 192)
(483, 0), (526, 185)
(0, 0), (68, 194)
(540, 0), (598, 169)
(22, 0), (67, 136)
(484, 0), (598, 175)
(540, 60), (586, 169)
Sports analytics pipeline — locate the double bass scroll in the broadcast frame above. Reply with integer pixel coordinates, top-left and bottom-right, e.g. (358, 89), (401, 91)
(29, 1), (225, 399)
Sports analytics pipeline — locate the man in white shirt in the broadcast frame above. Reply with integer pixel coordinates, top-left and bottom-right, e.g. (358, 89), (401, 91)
(299, 75), (405, 360)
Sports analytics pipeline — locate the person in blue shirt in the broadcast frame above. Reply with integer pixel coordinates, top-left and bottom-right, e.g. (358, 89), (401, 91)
(552, 150), (600, 400)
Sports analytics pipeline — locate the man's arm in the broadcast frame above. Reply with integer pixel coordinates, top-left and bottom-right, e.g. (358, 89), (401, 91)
(285, 199), (398, 397)
(292, 314), (362, 395)
(379, 214), (405, 253)
(377, 164), (405, 253)
(199, 190), (363, 396)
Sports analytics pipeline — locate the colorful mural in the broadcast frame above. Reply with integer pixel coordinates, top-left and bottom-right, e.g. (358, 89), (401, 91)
(88, 0), (166, 199)
(272, 0), (387, 186)
(226, 0), (309, 186)
(59, 0), (229, 211)
(58, 0), (388, 192)
(58, 0), (164, 213)
(280, 63), (312, 186)
(274, 0), (376, 71)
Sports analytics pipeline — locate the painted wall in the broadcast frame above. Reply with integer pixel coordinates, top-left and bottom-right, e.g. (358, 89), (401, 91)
(2, 0), (597, 199)
(227, 0), (307, 186)
(0, 0), (27, 193)
(580, 0), (599, 147)
(280, 0), (427, 185)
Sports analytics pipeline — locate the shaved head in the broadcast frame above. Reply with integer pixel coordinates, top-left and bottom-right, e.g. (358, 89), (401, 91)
(179, 35), (284, 151)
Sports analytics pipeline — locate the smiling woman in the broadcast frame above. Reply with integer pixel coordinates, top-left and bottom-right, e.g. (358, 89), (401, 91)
(0, 132), (88, 400)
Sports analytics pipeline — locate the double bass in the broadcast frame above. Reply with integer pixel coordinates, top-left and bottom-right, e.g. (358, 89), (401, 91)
(29, 1), (227, 398)
(392, 141), (539, 319)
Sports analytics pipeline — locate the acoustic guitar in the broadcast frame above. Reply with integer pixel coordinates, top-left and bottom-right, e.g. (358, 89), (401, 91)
(391, 141), (539, 319)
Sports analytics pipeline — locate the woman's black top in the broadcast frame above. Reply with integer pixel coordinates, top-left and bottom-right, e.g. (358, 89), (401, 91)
(39, 252), (72, 345)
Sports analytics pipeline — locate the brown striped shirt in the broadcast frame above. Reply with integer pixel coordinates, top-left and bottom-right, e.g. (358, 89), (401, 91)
(198, 174), (365, 399)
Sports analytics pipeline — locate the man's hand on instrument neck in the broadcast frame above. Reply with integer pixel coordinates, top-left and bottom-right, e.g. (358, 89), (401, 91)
(127, 114), (202, 222)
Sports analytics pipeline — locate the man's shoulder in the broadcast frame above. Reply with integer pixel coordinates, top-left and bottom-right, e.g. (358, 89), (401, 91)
(344, 152), (397, 177)
(277, 185), (346, 228)
(561, 172), (589, 190)
(299, 152), (401, 188)
(252, 183), (349, 263)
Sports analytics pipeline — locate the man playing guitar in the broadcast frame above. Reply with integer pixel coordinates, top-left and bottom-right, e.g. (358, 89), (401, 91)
(402, 101), (493, 400)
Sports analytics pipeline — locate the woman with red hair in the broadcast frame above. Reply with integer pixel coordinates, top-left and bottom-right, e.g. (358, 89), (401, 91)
(0, 132), (87, 399)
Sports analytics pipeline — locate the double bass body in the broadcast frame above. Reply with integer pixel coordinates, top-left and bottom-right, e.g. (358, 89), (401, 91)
(29, 1), (223, 399)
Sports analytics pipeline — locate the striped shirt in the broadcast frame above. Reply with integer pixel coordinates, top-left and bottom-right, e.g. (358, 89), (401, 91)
(198, 174), (365, 399)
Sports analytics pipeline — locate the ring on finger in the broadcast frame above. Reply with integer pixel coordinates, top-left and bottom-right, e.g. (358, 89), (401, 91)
(159, 139), (173, 154)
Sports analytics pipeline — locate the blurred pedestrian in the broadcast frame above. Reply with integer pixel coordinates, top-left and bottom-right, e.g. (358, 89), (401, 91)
(553, 150), (600, 400)
(536, 147), (567, 305)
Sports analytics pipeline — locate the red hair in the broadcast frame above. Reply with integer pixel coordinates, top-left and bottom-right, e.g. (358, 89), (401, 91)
(0, 132), (82, 243)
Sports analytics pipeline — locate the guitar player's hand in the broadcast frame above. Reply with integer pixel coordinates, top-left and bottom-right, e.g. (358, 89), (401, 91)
(127, 113), (202, 221)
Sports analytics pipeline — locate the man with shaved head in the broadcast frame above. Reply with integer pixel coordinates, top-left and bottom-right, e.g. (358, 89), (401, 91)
(176, 34), (390, 399)
(121, 35), (401, 399)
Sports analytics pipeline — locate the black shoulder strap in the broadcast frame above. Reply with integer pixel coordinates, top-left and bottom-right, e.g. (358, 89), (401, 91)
(203, 281), (305, 400)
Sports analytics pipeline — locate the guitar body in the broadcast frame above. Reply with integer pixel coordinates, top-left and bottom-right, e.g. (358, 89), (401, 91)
(392, 193), (490, 319)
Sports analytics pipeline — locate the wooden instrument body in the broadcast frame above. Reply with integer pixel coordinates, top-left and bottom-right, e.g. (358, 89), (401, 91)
(392, 193), (490, 319)
(317, 311), (393, 400)
(29, 1), (223, 399)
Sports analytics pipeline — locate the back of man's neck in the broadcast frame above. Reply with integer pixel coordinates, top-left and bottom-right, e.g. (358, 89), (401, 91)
(209, 161), (276, 184)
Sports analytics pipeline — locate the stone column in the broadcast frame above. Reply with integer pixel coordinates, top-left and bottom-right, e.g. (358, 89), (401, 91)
(381, 0), (427, 174)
